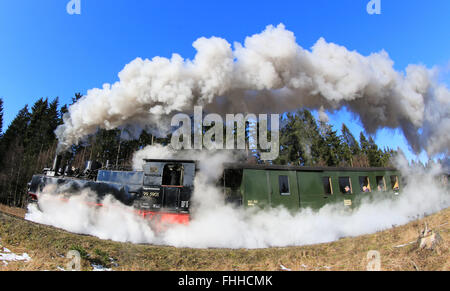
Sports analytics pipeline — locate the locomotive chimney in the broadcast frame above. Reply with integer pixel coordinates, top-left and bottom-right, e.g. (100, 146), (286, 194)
(52, 154), (62, 173)
(64, 160), (73, 176)
(84, 160), (93, 173)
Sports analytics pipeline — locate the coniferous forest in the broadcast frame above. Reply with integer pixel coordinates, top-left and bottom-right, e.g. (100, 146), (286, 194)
(0, 94), (418, 208)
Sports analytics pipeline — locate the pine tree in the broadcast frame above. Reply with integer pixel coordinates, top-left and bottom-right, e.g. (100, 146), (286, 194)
(0, 105), (30, 205)
(341, 124), (360, 155)
(340, 142), (353, 167)
(360, 132), (370, 156)
(379, 147), (396, 167)
(0, 98), (3, 136)
(72, 93), (83, 104)
(0, 105), (30, 152)
(24, 98), (49, 155)
(275, 109), (324, 166)
(48, 98), (60, 130)
(320, 122), (342, 167)
(276, 113), (301, 165)
(299, 109), (323, 165)
(367, 136), (383, 167)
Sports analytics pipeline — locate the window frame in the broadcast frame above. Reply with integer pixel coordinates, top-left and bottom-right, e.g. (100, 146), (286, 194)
(278, 175), (291, 196)
(390, 175), (399, 190)
(322, 176), (333, 195)
(162, 163), (184, 187)
(376, 176), (386, 192)
(359, 176), (371, 193)
(338, 176), (353, 194)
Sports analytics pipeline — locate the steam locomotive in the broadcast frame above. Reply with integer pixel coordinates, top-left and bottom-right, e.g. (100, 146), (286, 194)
(27, 153), (438, 228)
(28, 155), (195, 225)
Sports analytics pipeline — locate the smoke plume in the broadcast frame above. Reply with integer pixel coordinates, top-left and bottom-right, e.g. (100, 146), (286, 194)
(56, 24), (449, 156)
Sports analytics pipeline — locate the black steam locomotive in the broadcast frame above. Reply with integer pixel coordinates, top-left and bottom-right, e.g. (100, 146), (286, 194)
(28, 155), (196, 225)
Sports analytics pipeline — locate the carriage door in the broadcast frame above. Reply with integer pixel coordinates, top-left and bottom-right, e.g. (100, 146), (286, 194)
(268, 171), (300, 210)
(161, 163), (184, 211)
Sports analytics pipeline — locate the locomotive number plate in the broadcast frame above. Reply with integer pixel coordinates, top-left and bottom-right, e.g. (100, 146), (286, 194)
(143, 191), (160, 198)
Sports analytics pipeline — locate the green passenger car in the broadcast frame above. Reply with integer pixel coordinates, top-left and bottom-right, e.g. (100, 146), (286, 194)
(220, 164), (402, 210)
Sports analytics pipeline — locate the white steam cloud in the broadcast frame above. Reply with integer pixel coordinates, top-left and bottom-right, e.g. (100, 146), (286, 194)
(26, 190), (155, 244)
(26, 148), (450, 249)
(56, 24), (449, 156)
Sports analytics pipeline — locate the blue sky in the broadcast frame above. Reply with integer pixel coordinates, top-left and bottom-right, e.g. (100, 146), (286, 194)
(0, 0), (449, 162)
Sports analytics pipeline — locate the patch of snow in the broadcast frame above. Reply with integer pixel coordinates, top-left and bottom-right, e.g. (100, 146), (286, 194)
(279, 264), (291, 271)
(0, 250), (31, 265)
(91, 264), (112, 271)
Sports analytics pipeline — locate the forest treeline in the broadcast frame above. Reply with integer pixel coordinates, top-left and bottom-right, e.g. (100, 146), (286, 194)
(0, 94), (412, 207)
(273, 110), (396, 167)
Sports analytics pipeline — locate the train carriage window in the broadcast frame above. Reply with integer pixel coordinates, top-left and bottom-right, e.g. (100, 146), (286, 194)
(162, 164), (184, 186)
(223, 169), (243, 189)
(376, 176), (386, 191)
(359, 176), (371, 193)
(338, 177), (352, 194)
(279, 176), (290, 196)
(322, 177), (333, 195)
(222, 169), (243, 206)
(390, 176), (400, 191)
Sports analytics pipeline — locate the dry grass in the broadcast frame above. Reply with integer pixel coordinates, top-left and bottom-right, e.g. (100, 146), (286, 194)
(0, 206), (448, 271)
(0, 204), (26, 218)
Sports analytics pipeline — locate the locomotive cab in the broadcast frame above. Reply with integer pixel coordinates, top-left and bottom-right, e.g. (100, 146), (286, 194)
(136, 159), (196, 224)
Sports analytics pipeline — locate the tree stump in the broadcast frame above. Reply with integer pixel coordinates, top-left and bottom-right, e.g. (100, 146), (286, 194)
(418, 223), (443, 250)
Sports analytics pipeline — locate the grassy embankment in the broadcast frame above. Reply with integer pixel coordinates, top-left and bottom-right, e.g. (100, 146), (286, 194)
(0, 204), (448, 271)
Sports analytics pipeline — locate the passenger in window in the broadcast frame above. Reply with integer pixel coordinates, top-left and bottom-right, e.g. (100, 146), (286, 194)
(344, 186), (351, 194)
(362, 186), (370, 193)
